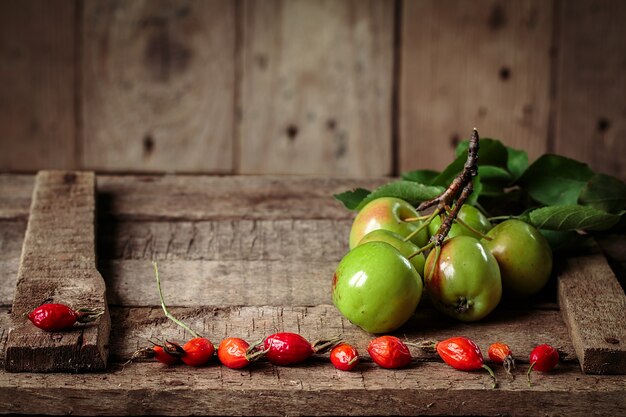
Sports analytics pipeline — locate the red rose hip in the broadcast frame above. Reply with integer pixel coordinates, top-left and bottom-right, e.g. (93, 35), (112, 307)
(28, 303), (103, 332)
(367, 336), (412, 369)
(330, 343), (359, 371)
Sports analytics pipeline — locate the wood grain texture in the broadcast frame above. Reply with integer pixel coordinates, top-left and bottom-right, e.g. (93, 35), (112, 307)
(0, 0), (76, 171)
(240, 0), (394, 177)
(0, 175), (33, 220)
(400, 0), (552, 172)
(558, 251), (626, 374)
(0, 175), (386, 221)
(5, 171), (110, 372)
(82, 0), (235, 173)
(554, 0), (626, 180)
(1, 360), (624, 417)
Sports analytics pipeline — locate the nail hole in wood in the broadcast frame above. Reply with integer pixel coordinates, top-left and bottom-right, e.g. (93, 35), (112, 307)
(597, 118), (610, 132)
(63, 173), (77, 184)
(326, 119), (337, 130)
(605, 337), (620, 344)
(143, 134), (155, 155)
(286, 125), (298, 141)
(450, 133), (460, 148)
(499, 67), (511, 81)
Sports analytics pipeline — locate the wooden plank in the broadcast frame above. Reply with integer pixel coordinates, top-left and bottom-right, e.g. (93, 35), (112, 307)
(558, 251), (626, 374)
(0, 0), (76, 171)
(5, 171), (110, 372)
(554, 0), (626, 180)
(1, 362), (623, 417)
(400, 0), (552, 172)
(95, 175), (386, 221)
(82, 0), (235, 173)
(240, 0), (394, 177)
(0, 175), (386, 221)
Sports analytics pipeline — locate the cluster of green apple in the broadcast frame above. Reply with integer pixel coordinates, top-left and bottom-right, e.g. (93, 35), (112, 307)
(332, 197), (552, 334)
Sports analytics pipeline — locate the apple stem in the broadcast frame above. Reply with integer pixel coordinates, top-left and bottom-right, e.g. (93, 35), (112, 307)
(488, 215), (518, 222)
(403, 209), (441, 243)
(407, 241), (435, 259)
(444, 207), (493, 240)
(404, 214), (435, 222)
(153, 261), (201, 339)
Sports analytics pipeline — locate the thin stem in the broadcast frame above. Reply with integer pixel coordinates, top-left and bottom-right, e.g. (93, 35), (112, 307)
(488, 215), (518, 222)
(444, 208), (493, 241)
(403, 209), (440, 243)
(407, 241), (435, 259)
(153, 261), (201, 339)
(527, 361), (537, 387)
(482, 364), (498, 389)
(403, 214), (435, 222)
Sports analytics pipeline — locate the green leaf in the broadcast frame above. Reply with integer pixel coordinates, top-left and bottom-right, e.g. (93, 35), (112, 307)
(435, 139), (508, 187)
(478, 165), (512, 183)
(506, 147), (528, 180)
(402, 169), (440, 185)
(539, 229), (589, 252)
(578, 173), (626, 214)
(355, 181), (445, 211)
(333, 188), (371, 210)
(523, 205), (621, 231)
(517, 154), (594, 206)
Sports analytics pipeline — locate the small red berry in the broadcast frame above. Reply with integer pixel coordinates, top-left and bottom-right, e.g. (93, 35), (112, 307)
(436, 337), (496, 388)
(330, 343), (359, 371)
(181, 337), (215, 367)
(367, 336), (412, 369)
(27, 303), (102, 332)
(488, 342), (515, 377)
(527, 344), (559, 386)
(218, 337), (250, 369)
(153, 345), (180, 366)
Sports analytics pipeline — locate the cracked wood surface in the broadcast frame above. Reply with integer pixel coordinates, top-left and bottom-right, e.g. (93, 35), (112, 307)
(0, 174), (625, 415)
(4, 172), (110, 372)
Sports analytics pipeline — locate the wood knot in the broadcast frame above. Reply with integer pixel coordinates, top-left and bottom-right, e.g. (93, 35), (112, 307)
(605, 337), (620, 344)
(63, 173), (77, 184)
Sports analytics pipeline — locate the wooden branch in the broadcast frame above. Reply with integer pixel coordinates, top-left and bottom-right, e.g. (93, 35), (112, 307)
(558, 249), (626, 374)
(4, 171), (110, 372)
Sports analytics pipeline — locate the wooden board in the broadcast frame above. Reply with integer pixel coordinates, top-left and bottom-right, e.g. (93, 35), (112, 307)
(0, 174), (625, 415)
(400, 0), (552, 172)
(4, 172), (110, 372)
(239, 0), (394, 177)
(81, 0), (235, 173)
(0, 0), (76, 171)
(558, 251), (626, 374)
(553, 0), (626, 180)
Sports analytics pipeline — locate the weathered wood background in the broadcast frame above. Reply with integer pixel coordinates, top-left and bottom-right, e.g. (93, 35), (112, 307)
(0, 0), (624, 179)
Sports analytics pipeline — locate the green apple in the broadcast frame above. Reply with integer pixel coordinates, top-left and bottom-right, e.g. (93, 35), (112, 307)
(358, 229), (425, 277)
(424, 236), (502, 321)
(482, 219), (552, 297)
(349, 197), (428, 249)
(428, 204), (492, 240)
(332, 241), (423, 334)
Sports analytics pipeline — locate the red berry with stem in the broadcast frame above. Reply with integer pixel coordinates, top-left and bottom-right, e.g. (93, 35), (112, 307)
(218, 337), (250, 369)
(527, 344), (559, 386)
(435, 336), (496, 388)
(27, 303), (103, 332)
(180, 337), (215, 367)
(488, 342), (515, 378)
(367, 336), (412, 369)
(247, 332), (341, 366)
(330, 343), (359, 371)
(153, 262), (215, 367)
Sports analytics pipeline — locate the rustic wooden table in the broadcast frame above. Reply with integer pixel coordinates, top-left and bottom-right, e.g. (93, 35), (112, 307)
(0, 174), (625, 416)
